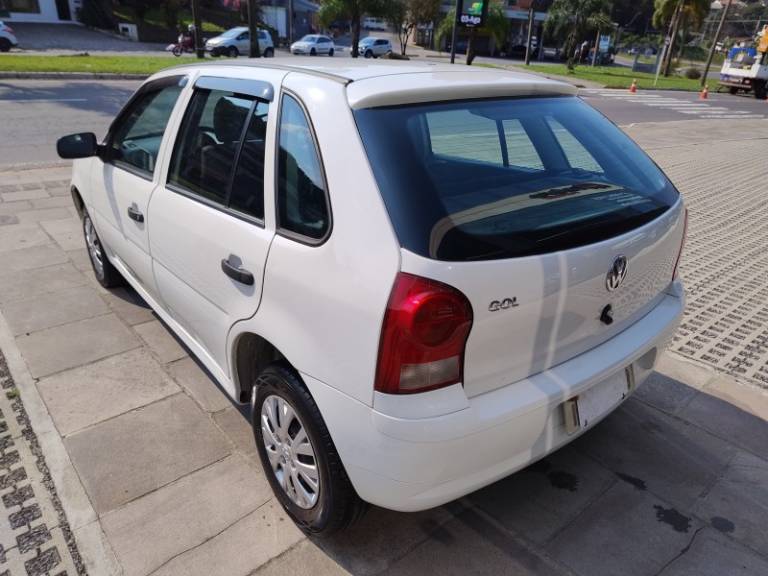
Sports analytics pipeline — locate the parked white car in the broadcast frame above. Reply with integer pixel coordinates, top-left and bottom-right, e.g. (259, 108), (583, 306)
(57, 60), (686, 536)
(0, 21), (18, 52)
(290, 34), (335, 56)
(363, 16), (387, 31)
(205, 26), (274, 58)
(358, 36), (391, 58)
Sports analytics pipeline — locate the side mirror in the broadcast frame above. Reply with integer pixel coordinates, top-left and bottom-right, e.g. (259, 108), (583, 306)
(56, 132), (99, 159)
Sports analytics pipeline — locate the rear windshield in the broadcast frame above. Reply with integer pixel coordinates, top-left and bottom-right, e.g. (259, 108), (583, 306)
(354, 96), (678, 261)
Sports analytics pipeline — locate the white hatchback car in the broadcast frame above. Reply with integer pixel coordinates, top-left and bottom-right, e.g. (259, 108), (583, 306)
(57, 60), (686, 535)
(358, 36), (392, 58)
(290, 34), (335, 56)
(205, 26), (274, 58)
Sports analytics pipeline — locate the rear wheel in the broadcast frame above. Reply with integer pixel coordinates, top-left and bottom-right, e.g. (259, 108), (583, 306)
(82, 210), (124, 288)
(364, 49), (373, 59)
(328, 48), (334, 57)
(754, 81), (767, 100)
(264, 47), (274, 58)
(310, 48), (317, 56)
(172, 45), (182, 57)
(227, 46), (239, 58)
(251, 363), (365, 536)
(729, 86), (739, 95)
(0, 38), (11, 53)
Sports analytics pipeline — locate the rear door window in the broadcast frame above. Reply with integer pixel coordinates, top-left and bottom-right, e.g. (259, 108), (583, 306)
(354, 96), (678, 261)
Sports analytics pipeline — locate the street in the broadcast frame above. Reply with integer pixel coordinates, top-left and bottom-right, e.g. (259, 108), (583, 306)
(1, 75), (768, 576)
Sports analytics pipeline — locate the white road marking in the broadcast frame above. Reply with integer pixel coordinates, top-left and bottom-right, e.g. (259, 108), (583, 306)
(586, 90), (765, 119)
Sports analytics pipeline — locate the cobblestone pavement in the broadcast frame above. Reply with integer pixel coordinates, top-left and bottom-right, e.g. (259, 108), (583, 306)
(0, 352), (82, 575)
(628, 122), (768, 389)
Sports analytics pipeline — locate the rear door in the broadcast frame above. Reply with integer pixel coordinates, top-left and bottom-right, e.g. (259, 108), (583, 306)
(149, 73), (284, 374)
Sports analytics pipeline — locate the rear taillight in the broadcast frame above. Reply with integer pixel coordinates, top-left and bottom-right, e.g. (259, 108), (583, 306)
(375, 273), (473, 395)
(672, 208), (688, 280)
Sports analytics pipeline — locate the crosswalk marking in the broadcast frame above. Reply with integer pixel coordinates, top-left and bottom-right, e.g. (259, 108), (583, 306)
(581, 89), (765, 120)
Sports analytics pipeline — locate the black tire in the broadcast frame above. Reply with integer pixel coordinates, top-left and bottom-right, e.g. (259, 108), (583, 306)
(754, 82), (767, 100)
(172, 45), (183, 57)
(264, 47), (274, 58)
(310, 48), (317, 56)
(251, 363), (366, 536)
(82, 209), (124, 288)
(364, 49), (373, 59)
(328, 48), (334, 57)
(729, 86), (738, 95)
(227, 46), (239, 58)
(0, 38), (11, 53)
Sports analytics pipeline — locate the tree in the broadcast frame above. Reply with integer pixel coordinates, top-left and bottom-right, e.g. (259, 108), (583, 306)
(383, 0), (441, 56)
(545, 0), (613, 69)
(319, 0), (387, 57)
(435, 0), (509, 65)
(653, 0), (709, 75)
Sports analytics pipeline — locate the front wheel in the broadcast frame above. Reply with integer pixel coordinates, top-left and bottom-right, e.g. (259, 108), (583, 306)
(328, 48), (334, 57)
(172, 45), (182, 57)
(310, 48), (317, 56)
(252, 364), (365, 536)
(754, 82), (767, 100)
(364, 49), (373, 59)
(264, 47), (274, 58)
(82, 210), (124, 288)
(227, 46), (239, 58)
(729, 86), (738, 95)
(0, 38), (11, 53)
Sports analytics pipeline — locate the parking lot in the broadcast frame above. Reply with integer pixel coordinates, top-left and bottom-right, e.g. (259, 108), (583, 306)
(1, 96), (768, 574)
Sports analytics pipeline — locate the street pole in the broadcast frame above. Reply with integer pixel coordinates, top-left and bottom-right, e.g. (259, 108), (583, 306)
(450, 0), (460, 64)
(248, 0), (261, 58)
(524, 4), (535, 66)
(288, 0), (294, 45)
(191, 0), (204, 59)
(702, 0), (731, 87)
(662, 0), (684, 77)
(592, 28), (600, 66)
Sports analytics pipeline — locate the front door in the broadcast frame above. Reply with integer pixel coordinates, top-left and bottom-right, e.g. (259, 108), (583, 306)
(89, 76), (186, 299)
(149, 73), (284, 375)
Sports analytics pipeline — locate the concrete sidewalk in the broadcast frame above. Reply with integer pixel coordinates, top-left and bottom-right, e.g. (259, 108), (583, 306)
(0, 122), (767, 575)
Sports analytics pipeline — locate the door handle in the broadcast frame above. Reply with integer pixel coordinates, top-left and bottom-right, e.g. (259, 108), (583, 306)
(127, 205), (144, 223)
(221, 257), (254, 286)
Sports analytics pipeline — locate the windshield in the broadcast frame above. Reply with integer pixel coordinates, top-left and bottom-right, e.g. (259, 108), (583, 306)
(221, 28), (246, 38)
(354, 96), (678, 261)
(300, 35), (318, 42)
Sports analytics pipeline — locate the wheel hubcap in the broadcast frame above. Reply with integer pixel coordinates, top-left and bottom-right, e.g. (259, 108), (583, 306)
(260, 395), (320, 509)
(84, 216), (104, 278)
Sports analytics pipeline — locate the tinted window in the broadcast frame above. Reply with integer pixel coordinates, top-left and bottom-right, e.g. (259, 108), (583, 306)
(169, 89), (252, 205)
(277, 95), (329, 241)
(229, 101), (269, 220)
(110, 81), (183, 174)
(355, 97), (678, 261)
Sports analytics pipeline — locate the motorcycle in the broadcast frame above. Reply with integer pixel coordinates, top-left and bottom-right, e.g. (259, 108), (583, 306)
(166, 33), (195, 57)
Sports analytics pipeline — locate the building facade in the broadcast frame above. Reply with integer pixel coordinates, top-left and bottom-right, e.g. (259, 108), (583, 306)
(0, 0), (81, 23)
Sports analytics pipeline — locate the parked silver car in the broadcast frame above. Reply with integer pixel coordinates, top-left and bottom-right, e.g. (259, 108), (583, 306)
(205, 27), (274, 58)
(358, 37), (391, 59)
(290, 34), (335, 56)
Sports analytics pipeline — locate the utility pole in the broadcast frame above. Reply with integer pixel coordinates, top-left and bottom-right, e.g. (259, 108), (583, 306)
(702, 0), (731, 86)
(288, 0), (294, 45)
(450, 0), (461, 64)
(191, 0), (204, 59)
(524, 3), (535, 65)
(248, 0), (261, 58)
(592, 28), (600, 66)
(662, 0), (684, 77)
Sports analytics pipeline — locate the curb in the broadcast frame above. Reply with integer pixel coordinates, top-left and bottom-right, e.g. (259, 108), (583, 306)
(0, 311), (122, 575)
(0, 71), (147, 80)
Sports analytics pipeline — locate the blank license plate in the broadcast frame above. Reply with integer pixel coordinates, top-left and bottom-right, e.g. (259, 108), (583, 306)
(564, 367), (633, 434)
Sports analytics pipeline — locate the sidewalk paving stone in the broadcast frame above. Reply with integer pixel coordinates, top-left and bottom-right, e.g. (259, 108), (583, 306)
(573, 397), (737, 511)
(546, 481), (703, 576)
(37, 348), (180, 437)
(0, 262), (87, 305)
(1, 285), (108, 336)
(658, 528), (768, 576)
(0, 245), (68, 274)
(133, 319), (188, 364)
(213, 406), (257, 458)
(100, 287), (155, 327)
(64, 393), (230, 514)
(38, 218), (83, 252)
(0, 225), (50, 254)
(101, 455), (272, 576)
(0, 191), (48, 203)
(15, 313), (139, 378)
(15, 208), (73, 224)
(168, 357), (232, 413)
(253, 540), (352, 576)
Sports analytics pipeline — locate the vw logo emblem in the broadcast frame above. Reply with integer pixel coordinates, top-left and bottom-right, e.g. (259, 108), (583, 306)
(606, 255), (628, 292)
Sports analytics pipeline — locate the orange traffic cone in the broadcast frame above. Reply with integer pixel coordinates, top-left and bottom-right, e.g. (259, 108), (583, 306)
(629, 79), (638, 93)
(700, 85), (709, 100)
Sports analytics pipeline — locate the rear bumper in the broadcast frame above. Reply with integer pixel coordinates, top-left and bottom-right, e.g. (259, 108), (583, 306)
(304, 284), (684, 512)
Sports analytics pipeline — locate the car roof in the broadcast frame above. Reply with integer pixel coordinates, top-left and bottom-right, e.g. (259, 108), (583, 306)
(162, 59), (576, 109)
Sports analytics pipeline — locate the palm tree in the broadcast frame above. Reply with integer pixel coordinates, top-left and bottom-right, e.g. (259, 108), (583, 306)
(545, 0), (613, 69)
(435, 0), (509, 65)
(653, 0), (710, 76)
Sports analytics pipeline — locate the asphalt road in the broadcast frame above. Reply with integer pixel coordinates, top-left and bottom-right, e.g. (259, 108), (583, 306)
(1, 78), (767, 168)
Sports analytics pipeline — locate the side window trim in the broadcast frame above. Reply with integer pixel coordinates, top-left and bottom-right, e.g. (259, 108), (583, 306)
(104, 75), (188, 180)
(165, 86), (270, 228)
(274, 90), (333, 247)
(194, 76), (274, 102)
